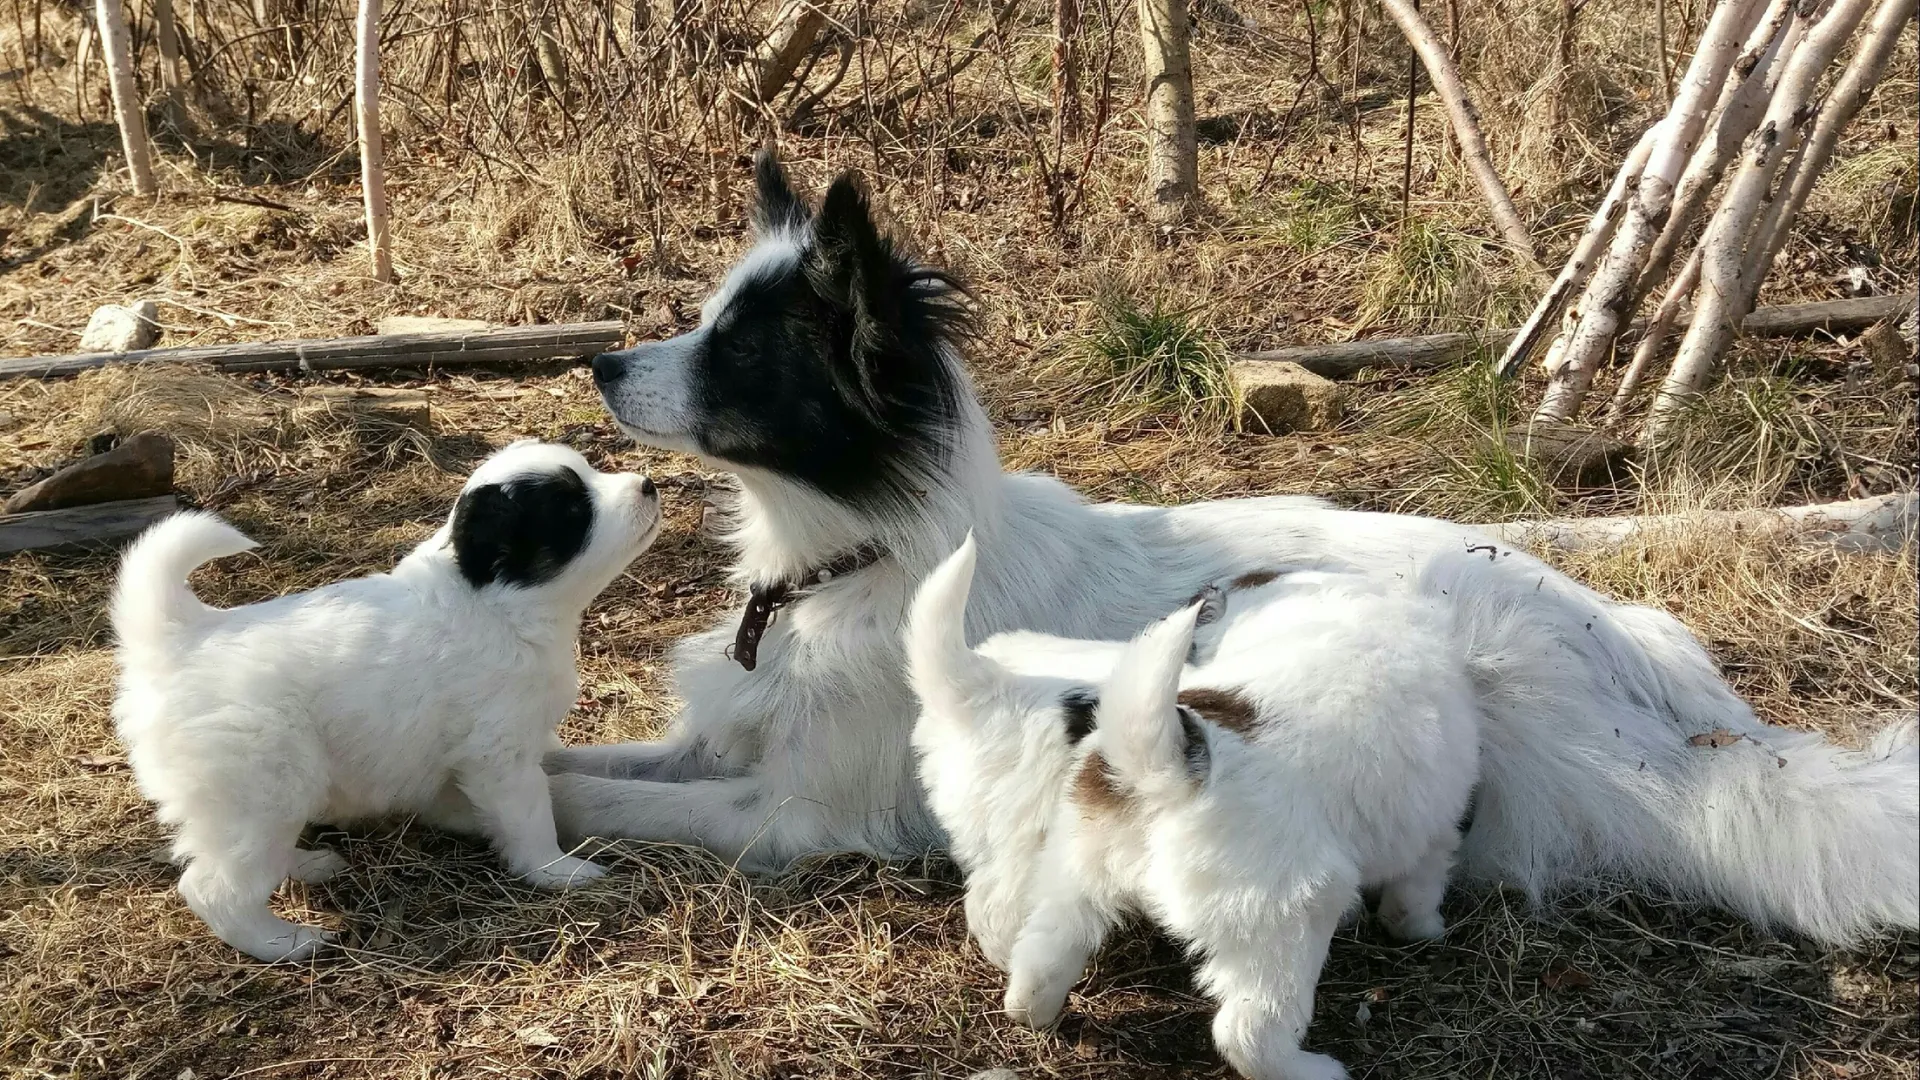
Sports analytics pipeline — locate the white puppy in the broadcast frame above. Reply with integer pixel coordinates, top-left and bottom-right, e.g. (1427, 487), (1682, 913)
(906, 536), (1481, 1080)
(110, 440), (660, 962)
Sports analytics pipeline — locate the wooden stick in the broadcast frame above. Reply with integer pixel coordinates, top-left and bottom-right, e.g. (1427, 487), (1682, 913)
(1238, 295), (1910, 378)
(1646, 0), (1876, 441)
(97, 0), (156, 195)
(1480, 491), (1915, 555)
(355, 0), (392, 282)
(0, 322), (626, 381)
(1497, 123), (1660, 378)
(1377, 0), (1541, 272)
(0, 496), (178, 555)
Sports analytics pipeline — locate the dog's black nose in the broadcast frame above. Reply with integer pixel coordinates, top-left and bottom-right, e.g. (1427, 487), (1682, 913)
(639, 476), (656, 498)
(591, 352), (625, 386)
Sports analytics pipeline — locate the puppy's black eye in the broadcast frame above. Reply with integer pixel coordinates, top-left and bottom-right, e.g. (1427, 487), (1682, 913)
(451, 466), (593, 587)
(1061, 687), (1098, 745)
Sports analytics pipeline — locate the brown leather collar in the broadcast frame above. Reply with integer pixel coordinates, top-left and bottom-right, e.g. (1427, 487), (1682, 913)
(729, 544), (888, 671)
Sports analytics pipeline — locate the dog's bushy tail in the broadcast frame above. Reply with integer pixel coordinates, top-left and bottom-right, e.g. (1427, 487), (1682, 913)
(906, 532), (1008, 719)
(1097, 602), (1206, 807)
(1441, 552), (1920, 947)
(111, 511), (255, 661)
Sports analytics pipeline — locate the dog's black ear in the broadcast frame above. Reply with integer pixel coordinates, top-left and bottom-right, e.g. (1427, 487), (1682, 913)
(809, 173), (902, 420)
(751, 149), (810, 236)
(450, 468), (594, 588)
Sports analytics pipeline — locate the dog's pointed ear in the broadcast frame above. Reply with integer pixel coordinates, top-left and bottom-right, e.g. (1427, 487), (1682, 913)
(751, 148), (810, 236)
(808, 173), (902, 419)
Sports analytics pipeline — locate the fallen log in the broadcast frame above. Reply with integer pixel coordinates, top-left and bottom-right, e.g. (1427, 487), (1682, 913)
(1477, 491), (1916, 555)
(0, 321), (625, 382)
(1239, 294), (1913, 379)
(0, 495), (178, 555)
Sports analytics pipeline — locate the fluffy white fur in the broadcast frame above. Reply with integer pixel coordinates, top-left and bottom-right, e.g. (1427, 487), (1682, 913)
(907, 535), (1481, 1080)
(546, 232), (1918, 948)
(111, 441), (658, 962)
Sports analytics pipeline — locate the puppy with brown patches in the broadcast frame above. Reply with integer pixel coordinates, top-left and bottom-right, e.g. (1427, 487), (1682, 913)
(906, 535), (1480, 1080)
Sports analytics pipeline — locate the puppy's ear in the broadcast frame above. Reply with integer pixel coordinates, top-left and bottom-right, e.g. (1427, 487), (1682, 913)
(808, 173), (903, 422)
(451, 468), (594, 588)
(751, 148), (811, 237)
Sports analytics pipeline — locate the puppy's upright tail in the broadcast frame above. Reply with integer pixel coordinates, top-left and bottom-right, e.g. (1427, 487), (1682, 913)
(111, 511), (256, 658)
(906, 532), (1008, 720)
(1097, 602), (1207, 807)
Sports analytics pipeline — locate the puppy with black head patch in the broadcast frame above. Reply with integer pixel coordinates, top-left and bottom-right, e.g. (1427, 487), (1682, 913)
(110, 440), (659, 962)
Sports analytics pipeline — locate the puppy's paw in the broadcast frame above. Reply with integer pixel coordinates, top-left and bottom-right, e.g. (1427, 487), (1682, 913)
(290, 848), (348, 884)
(521, 855), (607, 890)
(1380, 907), (1446, 942)
(1275, 1051), (1349, 1080)
(246, 924), (336, 964)
(1002, 970), (1072, 1029)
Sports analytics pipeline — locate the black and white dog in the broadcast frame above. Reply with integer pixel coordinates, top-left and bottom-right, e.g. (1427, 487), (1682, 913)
(546, 153), (1918, 946)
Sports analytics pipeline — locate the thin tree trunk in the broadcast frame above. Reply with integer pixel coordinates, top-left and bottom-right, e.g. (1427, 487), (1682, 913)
(752, 0), (826, 104)
(355, 0), (393, 282)
(1138, 0), (1198, 221)
(1744, 0), (1916, 305)
(1607, 245), (1699, 418)
(153, 0), (188, 133)
(1532, 0), (1768, 422)
(1632, 0), (1801, 304)
(1378, 0), (1541, 272)
(1646, 0), (1876, 439)
(1053, 0), (1082, 143)
(1498, 123), (1659, 377)
(97, 0), (156, 195)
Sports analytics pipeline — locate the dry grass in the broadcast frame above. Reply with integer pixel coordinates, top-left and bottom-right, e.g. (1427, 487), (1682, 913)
(3, 0), (1918, 1074)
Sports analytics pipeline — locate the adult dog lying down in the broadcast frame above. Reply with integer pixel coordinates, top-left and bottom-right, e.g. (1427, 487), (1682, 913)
(546, 152), (1918, 946)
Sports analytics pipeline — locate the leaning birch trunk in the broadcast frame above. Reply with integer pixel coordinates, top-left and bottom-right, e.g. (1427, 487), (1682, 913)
(355, 0), (393, 282)
(752, 0), (826, 104)
(1631, 0), (1803, 304)
(1744, 0), (1917, 305)
(97, 0), (156, 195)
(1531, 0), (1768, 422)
(1644, 0), (1876, 441)
(153, 0), (188, 132)
(1497, 124), (1659, 377)
(1378, 0), (1541, 273)
(1137, 0), (1198, 221)
(1607, 246), (1700, 418)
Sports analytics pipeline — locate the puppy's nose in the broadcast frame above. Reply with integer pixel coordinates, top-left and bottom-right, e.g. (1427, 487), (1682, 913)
(639, 476), (656, 498)
(591, 352), (625, 386)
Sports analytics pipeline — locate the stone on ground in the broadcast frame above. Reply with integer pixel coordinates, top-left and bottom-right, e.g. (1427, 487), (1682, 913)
(79, 300), (161, 353)
(1232, 359), (1344, 433)
(3, 432), (175, 514)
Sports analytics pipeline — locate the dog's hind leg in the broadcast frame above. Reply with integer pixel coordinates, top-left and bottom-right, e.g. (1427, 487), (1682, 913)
(547, 771), (829, 872)
(1376, 829), (1459, 942)
(175, 816), (335, 963)
(290, 847), (347, 883)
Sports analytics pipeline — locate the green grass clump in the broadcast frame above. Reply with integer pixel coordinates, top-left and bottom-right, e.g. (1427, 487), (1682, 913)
(1080, 291), (1238, 429)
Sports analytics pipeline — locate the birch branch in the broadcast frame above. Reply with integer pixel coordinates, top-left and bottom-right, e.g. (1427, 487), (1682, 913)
(97, 0), (156, 195)
(1481, 492), (1917, 555)
(1497, 124), (1659, 378)
(355, 0), (393, 282)
(1531, 0), (1769, 422)
(1645, 0), (1876, 440)
(751, 0), (829, 104)
(1607, 246), (1700, 418)
(1378, 0), (1541, 272)
(1743, 0), (1917, 306)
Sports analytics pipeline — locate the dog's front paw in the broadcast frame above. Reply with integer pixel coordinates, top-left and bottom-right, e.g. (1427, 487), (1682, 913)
(1003, 969), (1073, 1029)
(521, 855), (607, 890)
(1380, 906), (1446, 942)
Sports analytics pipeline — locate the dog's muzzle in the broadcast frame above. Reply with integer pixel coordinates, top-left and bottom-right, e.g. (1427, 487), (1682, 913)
(591, 352), (625, 387)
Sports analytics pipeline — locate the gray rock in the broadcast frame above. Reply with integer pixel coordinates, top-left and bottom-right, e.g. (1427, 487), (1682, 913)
(79, 300), (161, 353)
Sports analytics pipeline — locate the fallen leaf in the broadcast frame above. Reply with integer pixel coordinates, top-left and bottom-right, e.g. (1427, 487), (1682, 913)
(1541, 963), (1593, 991)
(1368, 987), (1390, 1003)
(515, 1025), (559, 1047)
(1689, 728), (1745, 749)
(75, 752), (126, 771)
